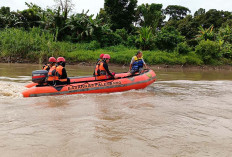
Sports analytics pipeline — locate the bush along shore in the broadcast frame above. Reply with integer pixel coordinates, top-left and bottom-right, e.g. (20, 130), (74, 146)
(0, 28), (202, 65)
(0, 2), (232, 66)
(0, 28), (231, 66)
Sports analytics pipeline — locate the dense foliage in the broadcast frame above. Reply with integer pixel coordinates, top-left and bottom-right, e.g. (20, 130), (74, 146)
(0, 1), (232, 65)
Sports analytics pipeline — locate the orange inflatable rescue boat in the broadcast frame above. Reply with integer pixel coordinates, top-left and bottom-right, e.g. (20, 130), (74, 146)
(22, 70), (156, 97)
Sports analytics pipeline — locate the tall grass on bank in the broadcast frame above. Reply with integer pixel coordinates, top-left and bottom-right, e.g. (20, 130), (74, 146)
(0, 28), (52, 57)
(0, 28), (208, 65)
(0, 28), (77, 62)
(65, 47), (203, 65)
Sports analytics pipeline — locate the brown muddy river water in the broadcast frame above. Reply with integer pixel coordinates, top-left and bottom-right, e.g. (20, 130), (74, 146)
(0, 63), (232, 157)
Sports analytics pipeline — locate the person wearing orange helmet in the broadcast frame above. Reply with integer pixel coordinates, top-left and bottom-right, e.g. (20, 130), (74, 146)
(93, 53), (105, 76)
(55, 57), (70, 85)
(95, 54), (115, 80)
(42, 57), (57, 71)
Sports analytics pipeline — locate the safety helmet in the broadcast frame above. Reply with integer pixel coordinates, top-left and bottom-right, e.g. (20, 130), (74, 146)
(57, 57), (66, 62)
(48, 57), (57, 63)
(103, 54), (110, 59)
(100, 54), (104, 58)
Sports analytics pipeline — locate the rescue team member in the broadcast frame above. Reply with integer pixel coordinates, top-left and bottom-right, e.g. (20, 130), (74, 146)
(42, 57), (56, 71)
(42, 64), (50, 71)
(95, 54), (115, 80)
(129, 51), (147, 75)
(93, 53), (104, 76)
(46, 57), (58, 85)
(56, 57), (70, 85)
(97, 53), (104, 65)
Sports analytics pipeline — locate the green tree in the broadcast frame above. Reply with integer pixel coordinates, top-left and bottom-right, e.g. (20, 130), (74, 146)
(195, 9), (232, 29)
(176, 42), (192, 54)
(217, 25), (232, 43)
(64, 10), (115, 45)
(64, 11), (97, 41)
(204, 10), (232, 29)
(165, 5), (191, 21)
(196, 25), (215, 41)
(20, 9), (41, 28)
(217, 25), (232, 59)
(115, 28), (128, 41)
(222, 19), (232, 28)
(155, 26), (185, 51)
(136, 27), (155, 50)
(9, 3), (44, 29)
(0, 7), (11, 28)
(0, 7), (24, 28)
(177, 15), (199, 44)
(104, 0), (137, 32)
(54, 0), (74, 20)
(0, 6), (10, 15)
(135, 3), (163, 31)
(195, 40), (222, 64)
(194, 8), (205, 17)
(96, 8), (110, 24)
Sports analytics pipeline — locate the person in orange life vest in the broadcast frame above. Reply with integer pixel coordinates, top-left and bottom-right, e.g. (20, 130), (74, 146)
(95, 54), (115, 80)
(55, 57), (70, 85)
(93, 53), (105, 76)
(42, 57), (56, 71)
(97, 53), (105, 64)
(46, 57), (58, 85)
(42, 64), (50, 71)
(129, 51), (147, 75)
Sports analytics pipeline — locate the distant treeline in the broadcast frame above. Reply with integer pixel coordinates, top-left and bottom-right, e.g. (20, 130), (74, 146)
(0, 0), (232, 65)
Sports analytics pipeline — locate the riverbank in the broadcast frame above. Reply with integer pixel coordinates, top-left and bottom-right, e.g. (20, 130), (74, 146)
(1, 48), (232, 71)
(0, 46), (205, 66)
(0, 60), (232, 71)
(1, 43), (232, 68)
(1, 28), (232, 67)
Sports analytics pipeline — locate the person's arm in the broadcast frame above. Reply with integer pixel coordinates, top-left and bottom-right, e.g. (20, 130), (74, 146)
(103, 63), (114, 77)
(129, 57), (135, 71)
(46, 66), (50, 71)
(142, 59), (148, 69)
(129, 64), (132, 71)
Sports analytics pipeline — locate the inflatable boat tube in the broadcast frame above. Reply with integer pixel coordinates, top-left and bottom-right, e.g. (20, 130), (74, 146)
(22, 70), (156, 97)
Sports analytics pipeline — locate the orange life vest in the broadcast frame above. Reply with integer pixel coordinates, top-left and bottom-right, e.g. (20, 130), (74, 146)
(96, 62), (108, 80)
(42, 65), (50, 71)
(94, 63), (100, 76)
(94, 59), (103, 76)
(47, 66), (58, 81)
(56, 65), (67, 82)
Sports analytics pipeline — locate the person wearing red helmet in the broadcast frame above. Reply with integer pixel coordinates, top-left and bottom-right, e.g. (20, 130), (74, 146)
(55, 57), (70, 85)
(42, 57), (57, 71)
(45, 57), (58, 85)
(99, 54), (104, 60)
(95, 54), (115, 80)
(93, 53), (105, 76)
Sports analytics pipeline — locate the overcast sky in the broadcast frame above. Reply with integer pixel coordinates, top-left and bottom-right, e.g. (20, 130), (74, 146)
(0, 0), (232, 15)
